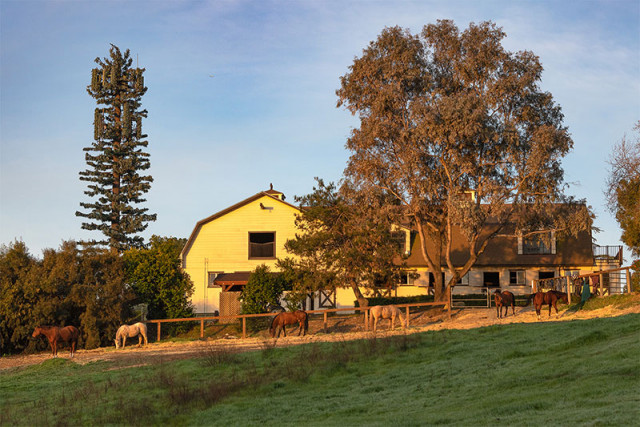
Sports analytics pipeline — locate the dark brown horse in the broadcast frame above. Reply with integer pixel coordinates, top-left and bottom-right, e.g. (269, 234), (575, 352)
(269, 310), (308, 338)
(32, 325), (79, 358)
(493, 290), (516, 318)
(526, 290), (569, 320)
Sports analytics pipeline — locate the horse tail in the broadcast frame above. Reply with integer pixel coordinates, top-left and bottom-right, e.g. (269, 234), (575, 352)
(270, 314), (279, 336)
(399, 307), (407, 327)
(525, 293), (535, 306)
(71, 325), (80, 342)
(139, 322), (148, 344)
(304, 311), (309, 333)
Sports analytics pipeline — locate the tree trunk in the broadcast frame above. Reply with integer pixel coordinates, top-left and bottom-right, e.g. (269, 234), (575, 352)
(349, 281), (369, 307)
(433, 273), (445, 302)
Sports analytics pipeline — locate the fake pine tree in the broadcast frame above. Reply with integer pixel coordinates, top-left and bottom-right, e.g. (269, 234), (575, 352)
(77, 44), (156, 253)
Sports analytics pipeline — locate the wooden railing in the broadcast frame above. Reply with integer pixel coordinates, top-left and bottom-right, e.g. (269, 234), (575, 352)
(149, 300), (449, 342)
(532, 265), (635, 305)
(592, 244), (623, 264)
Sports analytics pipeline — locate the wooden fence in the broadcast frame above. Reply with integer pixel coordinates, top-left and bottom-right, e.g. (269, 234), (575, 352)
(532, 266), (635, 305)
(149, 300), (449, 342)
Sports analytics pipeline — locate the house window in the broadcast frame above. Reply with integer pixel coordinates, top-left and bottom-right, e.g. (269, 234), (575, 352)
(249, 232), (275, 259)
(456, 272), (470, 285)
(208, 272), (220, 287)
(509, 270), (526, 286)
(399, 271), (415, 286)
(521, 231), (555, 255)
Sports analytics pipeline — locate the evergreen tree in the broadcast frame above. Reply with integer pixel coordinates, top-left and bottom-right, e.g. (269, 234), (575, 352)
(123, 236), (194, 320)
(77, 44), (156, 253)
(240, 264), (286, 315)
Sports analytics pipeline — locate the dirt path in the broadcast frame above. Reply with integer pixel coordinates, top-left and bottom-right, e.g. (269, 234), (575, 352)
(3, 300), (639, 372)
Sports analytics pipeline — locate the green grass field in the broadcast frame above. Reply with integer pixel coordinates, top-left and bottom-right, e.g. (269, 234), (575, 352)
(1, 310), (639, 426)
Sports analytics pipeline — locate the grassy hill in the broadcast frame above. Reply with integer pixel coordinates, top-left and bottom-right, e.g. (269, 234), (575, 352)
(1, 298), (639, 426)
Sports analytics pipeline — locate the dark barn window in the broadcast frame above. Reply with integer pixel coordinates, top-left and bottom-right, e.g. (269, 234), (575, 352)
(483, 272), (500, 287)
(538, 271), (555, 280)
(249, 232), (275, 258)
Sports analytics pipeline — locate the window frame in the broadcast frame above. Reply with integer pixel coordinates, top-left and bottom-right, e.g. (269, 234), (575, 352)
(398, 271), (416, 286)
(509, 270), (526, 286)
(519, 230), (556, 255)
(248, 231), (276, 259)
(208, 271), (223, 288)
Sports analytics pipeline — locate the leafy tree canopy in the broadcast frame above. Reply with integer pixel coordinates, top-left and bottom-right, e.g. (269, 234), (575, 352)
(337, 20), (589, 300)
(0, 241), (133, 353)
(240, 264), (287, 314)
(124, 235), (194, 320)
(606, 121), (640, 258)
(284, 178), (406, 307)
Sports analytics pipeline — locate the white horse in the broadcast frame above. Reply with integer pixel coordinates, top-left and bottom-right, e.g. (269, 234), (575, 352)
(369, 305), (406, 331)
(115, 322), (148, 349)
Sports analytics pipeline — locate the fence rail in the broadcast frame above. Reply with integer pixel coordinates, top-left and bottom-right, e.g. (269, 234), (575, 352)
(532, 265), (634, 305)
(149, 301), (449, 341)
(451, 288), (493, 308)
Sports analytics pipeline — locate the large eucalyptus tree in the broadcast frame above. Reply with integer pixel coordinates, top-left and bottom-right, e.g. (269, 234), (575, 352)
(338, 20), (590, 301)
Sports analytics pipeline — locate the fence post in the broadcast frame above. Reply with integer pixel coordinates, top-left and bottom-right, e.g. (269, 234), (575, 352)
(157, 322), (161, 342)
(364, 308), (369, 331)
(566, 276), (572, 305)
(242, 317), (246, 339)
(323, 311), (327, 332)
(200, 319), (204, 339)
(599, 272), (604, 296)
(406, 306), (410, 328)
(626, 267), (632, 293)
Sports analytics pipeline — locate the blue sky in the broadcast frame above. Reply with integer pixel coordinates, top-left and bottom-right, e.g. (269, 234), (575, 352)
(1, 0), (639, 259)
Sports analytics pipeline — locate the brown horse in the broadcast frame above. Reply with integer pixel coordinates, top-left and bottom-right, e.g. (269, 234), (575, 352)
(493, 290), (516, 318)
(526, 290), (569, 320)
(32, 325), (79, 358)
(369, 305), (406, 331)
(269, 310), (308, 338)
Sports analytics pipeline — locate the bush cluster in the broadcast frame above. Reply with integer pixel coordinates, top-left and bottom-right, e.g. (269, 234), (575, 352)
(0, 237), (194, 355)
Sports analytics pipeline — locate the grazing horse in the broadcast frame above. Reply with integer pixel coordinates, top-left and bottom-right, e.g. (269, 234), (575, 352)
(32, 325), (79, 358)
(493, 290), (516, 318)
(270, 310), (308, 338)
(526, 290), (569, 320)
(115, 322), (148, 349)
(369, 305), (406, 331)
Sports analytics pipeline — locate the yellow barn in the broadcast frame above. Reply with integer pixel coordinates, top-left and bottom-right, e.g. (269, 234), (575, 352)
(180, 187), (301, 316)
(181, 187), (623, 316)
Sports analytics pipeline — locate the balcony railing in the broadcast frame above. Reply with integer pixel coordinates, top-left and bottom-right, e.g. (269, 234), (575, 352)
(592, 244), (623, 265)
